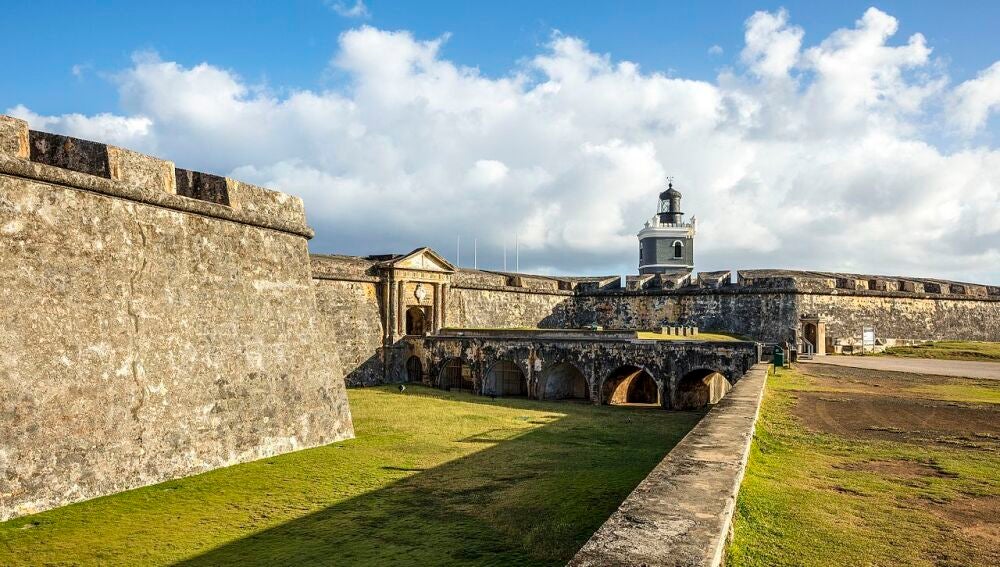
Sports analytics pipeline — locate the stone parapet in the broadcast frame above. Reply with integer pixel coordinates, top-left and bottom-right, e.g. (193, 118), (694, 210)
(0, 116), (312, 238)
(569, 363), (769, 567)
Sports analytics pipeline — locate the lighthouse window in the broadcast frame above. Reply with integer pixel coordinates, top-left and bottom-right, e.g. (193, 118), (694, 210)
(673, 241), (683, 258)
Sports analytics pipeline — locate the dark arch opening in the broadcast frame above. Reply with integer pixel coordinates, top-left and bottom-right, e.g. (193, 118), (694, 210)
(675, 368), (732, 410)
(484, 360), (527, 397)
(405, 306), (426, 336)
(405, 356), (423, 383)
(803, 322), (817, 351)
(673, 241), (683, 258)
(438, 357), (473, 392)
(602, 365), (659, 406)
(539, 362), (589, 401)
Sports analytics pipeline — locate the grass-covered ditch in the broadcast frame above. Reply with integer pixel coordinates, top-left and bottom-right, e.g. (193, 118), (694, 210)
(0, 385), (701, 566)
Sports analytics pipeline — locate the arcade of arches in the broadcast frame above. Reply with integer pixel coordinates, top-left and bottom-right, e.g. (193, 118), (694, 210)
(539, 362), (590, 401)
(602, 365), (659, 406)
(438, 357), (474, 392)
(674, 368), (732, 410)
(483, 360), (528, 397)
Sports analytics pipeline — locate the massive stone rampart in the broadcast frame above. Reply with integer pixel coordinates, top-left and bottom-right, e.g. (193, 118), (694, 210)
(0, 116), (354, 521)
(309, 249), (999, 388)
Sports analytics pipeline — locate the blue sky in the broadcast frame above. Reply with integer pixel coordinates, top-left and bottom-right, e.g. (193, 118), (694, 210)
(5, 1), (998, 119)
(3, 2), (999, 283)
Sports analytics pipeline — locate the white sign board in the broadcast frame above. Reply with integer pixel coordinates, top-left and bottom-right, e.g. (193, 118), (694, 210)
(862, 326), (875, 350)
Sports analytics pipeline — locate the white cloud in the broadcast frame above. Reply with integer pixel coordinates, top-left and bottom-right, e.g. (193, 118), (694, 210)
(708, 45), (723, 56)
(741, 9), (802, 80)
(328, 0), (370, 19)
(949, 61), (1000, 136)
(8, 8), (1000, 283)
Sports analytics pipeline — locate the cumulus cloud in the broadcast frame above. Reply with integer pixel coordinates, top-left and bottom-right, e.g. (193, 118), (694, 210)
(328, 0), (370, 19)
(708, 45), (723, 56)
(7, 8), (1000, 283)
(949, 61), (1000, 136)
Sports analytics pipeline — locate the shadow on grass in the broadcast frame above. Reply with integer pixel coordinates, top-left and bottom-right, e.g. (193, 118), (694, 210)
(173, 388), (701, 567)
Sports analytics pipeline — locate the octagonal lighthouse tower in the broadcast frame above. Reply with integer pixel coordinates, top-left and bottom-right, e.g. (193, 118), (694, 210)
(637, 180), (697, 274)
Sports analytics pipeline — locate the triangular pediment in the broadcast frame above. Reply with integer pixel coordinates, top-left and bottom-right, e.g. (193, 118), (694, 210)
(386, 247), (456, 273)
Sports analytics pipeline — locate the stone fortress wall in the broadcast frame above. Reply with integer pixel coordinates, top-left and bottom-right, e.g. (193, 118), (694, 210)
(312, 257), (1000, 387)
(0, 116), (354, 521)
(3, 113), (998, 520)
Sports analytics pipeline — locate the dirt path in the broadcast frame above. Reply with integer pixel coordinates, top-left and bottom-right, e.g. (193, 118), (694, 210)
(800, 355), (1000, 380)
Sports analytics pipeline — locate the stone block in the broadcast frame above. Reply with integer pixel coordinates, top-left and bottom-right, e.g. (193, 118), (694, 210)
(106, 146), (176, 194)
(0, 115), (29, 159)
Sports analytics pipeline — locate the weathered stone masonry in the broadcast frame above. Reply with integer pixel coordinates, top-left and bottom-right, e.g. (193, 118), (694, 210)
(0, 116), (354, 521)
(313, 257), (999, 387)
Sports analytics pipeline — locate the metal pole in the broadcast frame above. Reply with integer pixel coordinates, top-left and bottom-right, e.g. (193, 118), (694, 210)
(515, 234), (519, 272)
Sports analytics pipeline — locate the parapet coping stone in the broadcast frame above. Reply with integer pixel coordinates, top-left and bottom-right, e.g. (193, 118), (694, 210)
(569, 362), (769, 567)
(0, 115), (313, 239)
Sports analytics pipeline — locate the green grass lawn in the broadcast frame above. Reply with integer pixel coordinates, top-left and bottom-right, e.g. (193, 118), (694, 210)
(882, 340), (1000, 361)
(728, 366), (1000, 566)
(0, 386), (700, 566)
(635, 330), (742, 341)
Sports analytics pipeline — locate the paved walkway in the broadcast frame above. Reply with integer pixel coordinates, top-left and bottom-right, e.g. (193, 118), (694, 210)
(800, 356), (1000, 380)
(569, 363), (769, 567)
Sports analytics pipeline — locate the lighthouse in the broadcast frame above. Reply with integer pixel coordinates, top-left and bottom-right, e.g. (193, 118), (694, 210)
(637, 180), (696, 274)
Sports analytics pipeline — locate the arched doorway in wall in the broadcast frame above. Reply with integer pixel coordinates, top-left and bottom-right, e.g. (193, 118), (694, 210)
(803, 322), (818, 354)
(483, 360), (527, 397)
(438, 357), (473, 392)
(539, 362), (589, 401)
(675, 368), (732, 410)
(406, 306), (427, 336)
(405, 356), (423, 383)
(602, 365), (659, 406)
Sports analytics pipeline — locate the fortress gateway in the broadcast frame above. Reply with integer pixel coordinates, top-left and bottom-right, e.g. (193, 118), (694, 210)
(1, 116), (998, 520)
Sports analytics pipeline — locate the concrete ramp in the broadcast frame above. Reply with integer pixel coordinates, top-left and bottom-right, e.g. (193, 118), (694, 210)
(569, 363), (768, 567)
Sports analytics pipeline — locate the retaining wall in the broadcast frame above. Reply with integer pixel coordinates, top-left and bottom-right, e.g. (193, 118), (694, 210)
(569, 363), (768, 566)
(0, 116), (354, 521)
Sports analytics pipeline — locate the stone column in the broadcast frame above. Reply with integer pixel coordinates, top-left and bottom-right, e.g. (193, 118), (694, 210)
(441, 283), (449, 330)
(397, 280), (405, 336)
(384, 275), (394, 341)
(432, 283), (441, 332)
(816, 321), (827, 356)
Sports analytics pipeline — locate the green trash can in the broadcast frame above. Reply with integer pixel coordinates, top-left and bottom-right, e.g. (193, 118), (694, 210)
(772, 346), (784, 367)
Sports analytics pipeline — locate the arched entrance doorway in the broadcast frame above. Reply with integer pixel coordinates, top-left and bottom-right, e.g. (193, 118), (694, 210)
(539, 362), (589, 401)
(438, 357), (473, 392)
(405, 356), (423, 383)
(675, 369), (731, 410)
(405, 306), (427, 336)
(602, 365), (659, 406)
(483, 360), (527, 397)
(803, 322), (818, 354)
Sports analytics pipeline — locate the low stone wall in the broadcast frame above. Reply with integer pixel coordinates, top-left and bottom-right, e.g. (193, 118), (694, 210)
(311, 254), (386, 386)
(0, 116), (354, 521)
(569, 363), (768, 566)
(446, 285), (575, 329)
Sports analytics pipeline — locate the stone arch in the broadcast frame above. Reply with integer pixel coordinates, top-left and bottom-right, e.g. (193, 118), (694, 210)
(672, 239), (684, 258)
(601, 365), (660, 406)
(483, 359), (527, 397)
(438, 357), (472, 392)
(539, 361), (590, 401)
(675, 368), (732, 410)
(405, 306), (426, 336)
(405, 355), (423, 383)
(802, 321), (818, 354)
